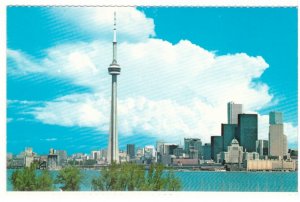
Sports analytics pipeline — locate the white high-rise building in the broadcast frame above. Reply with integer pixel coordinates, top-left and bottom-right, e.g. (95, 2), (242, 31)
(269, 111), (288, 158)
(227, 101), (243, 124)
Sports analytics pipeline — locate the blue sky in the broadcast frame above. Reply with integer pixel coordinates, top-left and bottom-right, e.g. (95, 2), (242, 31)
(7, 7), (297, 155)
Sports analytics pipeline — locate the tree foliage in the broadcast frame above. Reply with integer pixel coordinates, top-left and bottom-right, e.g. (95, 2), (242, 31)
(92, 162), (181, 191)
(56, 166), (82, 191)
(10, 163), (54, 191)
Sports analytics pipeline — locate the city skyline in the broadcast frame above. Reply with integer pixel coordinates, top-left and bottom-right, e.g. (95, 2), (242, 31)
(7, 7), (298, 155)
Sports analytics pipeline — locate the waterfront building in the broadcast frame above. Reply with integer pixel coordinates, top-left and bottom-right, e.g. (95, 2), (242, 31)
(202, 143), (211, 160)
(107, 12), (121, 164)
(119, 150), (127, 163)
(227, 102), (243, 124)
(184, 138), (202, 159)
(238, 114), (258, 152)
(24, 147), (35, 167)
(161, 155), (173, 166)
(91, 150), (101, 160)
(245, 159), (296, 171)
(269, 111), (283, 124)
(100, 149), (107, 161)
(47, 149), (58, 170)
(288, 149), (298, 160)
(172, 158), (199, 166)
(219, 139), (243, 164)
(243, 152), (259, 161)
(211, 136), (223, 162)
(221, 124), (238, 151)
(256, 140), (269, 158)
(126, 144), (135, 159)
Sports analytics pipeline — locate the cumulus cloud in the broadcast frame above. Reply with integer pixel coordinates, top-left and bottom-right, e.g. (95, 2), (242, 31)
(48, 7), (155, 42)
(7, 7), (297, 145)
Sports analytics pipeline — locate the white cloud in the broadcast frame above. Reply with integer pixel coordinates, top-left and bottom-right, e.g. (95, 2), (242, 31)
(7, 7), (297, 146)
(29, 93), (298, 145)
(49, 7), (155, 42)
(40, 138), (57, 142)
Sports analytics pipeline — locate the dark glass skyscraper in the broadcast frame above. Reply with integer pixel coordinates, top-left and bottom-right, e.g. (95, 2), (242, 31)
(184, 138), (202, 159)
(221, 124), (238, 151)
(238, 114), (258, 152)
(202, 143), (211, 160)
(126, 144), (135, 159)
(211, 136), (223, 162)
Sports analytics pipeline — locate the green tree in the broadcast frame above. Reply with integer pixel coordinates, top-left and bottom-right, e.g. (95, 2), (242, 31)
(92, 162), (181, 191)
(56, 166), (82, 191)
(164, 169), (181, 191)
(36, 170), (54, 191)
(10, 163), (54, 191)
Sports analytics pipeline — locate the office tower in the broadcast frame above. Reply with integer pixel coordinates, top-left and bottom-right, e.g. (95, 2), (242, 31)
(107, 12), (121, 164)
(126, 144), (135, 159)
(161, 143), (179, 155)
(222, 124), (238, 151)
(156, 140), (164, 154)
(202, 143), (211, 160)
(269, 111), (283, 124)
(227, 102), (243, 124)
(184, 138), (203, 159)
(211, 136), (223, 162)
(256, 140), (269, 157)
(269, 112), (288, 157)
(173, 147), (184, 157)
(238, 114), (258, 152)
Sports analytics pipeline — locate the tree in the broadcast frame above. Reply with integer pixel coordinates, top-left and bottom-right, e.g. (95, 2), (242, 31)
(36, 170), (54, 191)
(92, 162), (181, 191)
(56, 166), (82, 191)
(10, 163), (54, 191)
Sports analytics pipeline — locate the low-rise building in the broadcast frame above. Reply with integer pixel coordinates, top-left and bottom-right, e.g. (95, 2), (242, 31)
(172, 158), (199, 166)
(245, 159), (296, 171)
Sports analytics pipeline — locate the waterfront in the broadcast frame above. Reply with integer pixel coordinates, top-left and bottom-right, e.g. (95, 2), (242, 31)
(7, 169), (298, 192)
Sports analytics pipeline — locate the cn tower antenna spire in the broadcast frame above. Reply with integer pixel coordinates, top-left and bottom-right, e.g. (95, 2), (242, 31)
(113, 11), (117, 43)
(112, 11), (118, 64)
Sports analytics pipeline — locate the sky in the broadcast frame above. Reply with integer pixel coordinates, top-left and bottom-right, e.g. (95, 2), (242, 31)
(7, 7), (298, 155)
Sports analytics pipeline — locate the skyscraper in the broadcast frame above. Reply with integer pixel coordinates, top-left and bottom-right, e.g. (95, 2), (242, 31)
(126, 144), (135, 159)
(107, 12), (121, 164)
(227, 102), (243, 124)
(269, 112), (288, 157)
(256, 140), (269, 157)
(238, 114), (258, 152)
(211, 136), (223, 162)
(202, 143), (211, 160)
(221, 123), (238, 151)
(184, 138), (202, 159)
(269, 111), (283, 124)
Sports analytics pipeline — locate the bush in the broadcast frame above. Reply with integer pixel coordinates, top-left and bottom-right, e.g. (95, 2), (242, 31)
(10, 164), (54, 191)
(56, 166), (82, 191)
(92, 162), (181, 191)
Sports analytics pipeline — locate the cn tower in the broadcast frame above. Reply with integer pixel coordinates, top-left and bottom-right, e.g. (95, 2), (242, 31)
(107, 12), (120, 164)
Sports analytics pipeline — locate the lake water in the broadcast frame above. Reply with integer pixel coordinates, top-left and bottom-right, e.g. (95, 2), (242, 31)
(7, 169), (298, 192)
